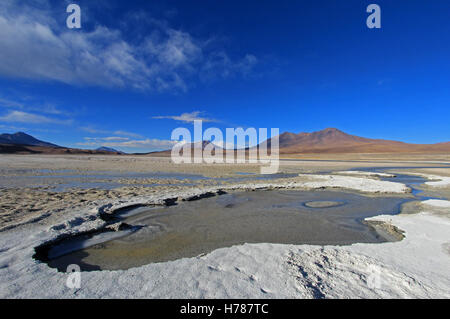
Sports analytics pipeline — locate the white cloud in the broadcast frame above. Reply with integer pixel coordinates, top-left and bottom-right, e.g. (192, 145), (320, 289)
(0, 110), (71, 125)
(0, 95), (67, 115)
(79, 127), (143, 138)
(112, 130), (143, 138)
(0, 123), (59, 133)
(102, 136), (130, 142)
(0, 97), (23, 109)
(84, 136), (130, 142)
(36, 104), (64, 115)
(0, 1), (258, 92)
(153, 111), (218, 123)
(106, 139), (177, 149)
(78, 138), (177, 150)
(79, 126), (109, 134)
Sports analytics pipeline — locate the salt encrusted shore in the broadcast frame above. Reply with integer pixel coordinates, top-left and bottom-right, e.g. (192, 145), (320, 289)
(408, 173), (450, 187)
(298, 174), (408, 193)
(334, 171), (396, 178)
(1, 174), (448, 298)
(422, 199), (450, 208)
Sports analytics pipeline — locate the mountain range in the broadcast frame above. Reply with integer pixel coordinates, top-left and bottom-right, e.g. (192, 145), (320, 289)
(0, 132), (60, 148)
(1, 129), (450, 155)
(152, 128), (450, 155)
(95, 146), (123, 154)
(264, 128), (450, 154)
(0, 132), (123, 155)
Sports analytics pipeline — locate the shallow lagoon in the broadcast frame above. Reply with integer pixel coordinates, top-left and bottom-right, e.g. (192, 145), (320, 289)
(47, 189), (410, 271)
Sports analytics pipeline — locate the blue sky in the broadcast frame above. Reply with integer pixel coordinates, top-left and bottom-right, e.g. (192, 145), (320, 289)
(0, 0), (449, 152)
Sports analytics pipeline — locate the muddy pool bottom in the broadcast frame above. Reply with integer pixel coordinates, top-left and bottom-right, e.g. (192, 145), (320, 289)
(47, 190), (409, 271)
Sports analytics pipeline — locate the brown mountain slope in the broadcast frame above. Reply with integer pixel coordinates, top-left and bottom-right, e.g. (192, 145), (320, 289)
(264, 128), (450, 154)
(3, 129), (449, 156)
(143, 141), (222, 156)
(147, 128), (450, 156)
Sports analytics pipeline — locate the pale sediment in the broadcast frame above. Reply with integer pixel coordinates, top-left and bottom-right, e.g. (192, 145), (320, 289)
(422, 199), (450, 208)
(303, 201), (344, 208)
(335, 171), (396, 178)
(363, 220), (405, 242)
(298, 174), (410, 194)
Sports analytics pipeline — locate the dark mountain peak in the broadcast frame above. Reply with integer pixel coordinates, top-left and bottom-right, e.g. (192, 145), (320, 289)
(0, 132), (60, 148)
(12, 132), (30, 137)
(95, 146), (123, 154)
(320, 127), (343, 134)
(1, 132), (36, 139)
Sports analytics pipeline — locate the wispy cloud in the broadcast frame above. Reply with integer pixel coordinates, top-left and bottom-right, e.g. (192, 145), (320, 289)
(152, 111), (218, 123)
(0, 123), (60, 133)
(79, 127), (109, 134)
(0, 97), (23, 109)
(0, 95), (70, 117)
(0, 110), (71, 125)
(78, 138), (176, 151)
(84, 136), (130, 142)
(112, 130), (143, 138)
(79, 126), (143, 138)
(0, 1), (258, 92)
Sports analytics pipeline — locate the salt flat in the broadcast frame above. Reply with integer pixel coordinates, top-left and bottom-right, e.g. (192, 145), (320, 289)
(0, 154), (449, 298)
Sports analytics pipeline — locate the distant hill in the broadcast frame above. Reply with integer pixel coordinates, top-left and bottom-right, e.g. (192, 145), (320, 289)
(0, 132), (124, 155)
(2, 129), (450, 156)
(0, 132), (60, 148)
(140, 140), (221, 156)
(261, 128), (450, 154)
(148, 128), (450, 156)
(0, 144), (120, 155)
(96, 146), (123, 154)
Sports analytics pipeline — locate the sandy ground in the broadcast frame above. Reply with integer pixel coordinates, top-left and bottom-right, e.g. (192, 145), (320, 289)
(1, 154), (449, 176)
(403, 168), (450, 177)
(0, 154), (449, 298)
